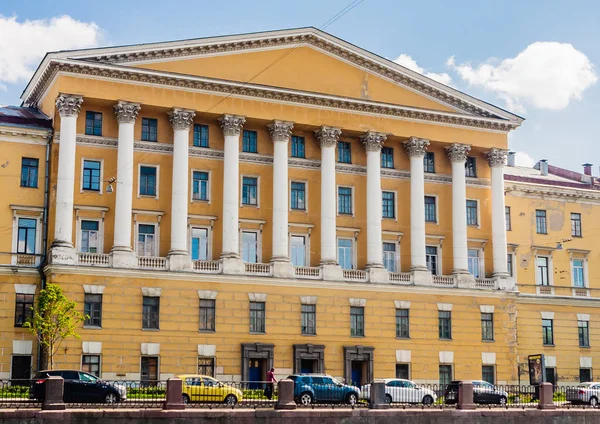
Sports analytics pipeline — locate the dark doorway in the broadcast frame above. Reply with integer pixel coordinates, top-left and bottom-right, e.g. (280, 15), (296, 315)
(11, 355), (32, 384)
(351, 361), (367, 386)
(293, 344), (325, 374)
(300, 359), (318, 374)
(344, 346), (374, 387)
(545, 367), (557, 386)
(248, 358), (267, 389)
(241, 343), (274, 388)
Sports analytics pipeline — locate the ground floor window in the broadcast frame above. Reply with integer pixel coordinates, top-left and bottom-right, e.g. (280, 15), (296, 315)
(580, 368), (593, 383)
(141, 356), (159, 386)
(396, 363), (410, 379)
(82, 355), (101, 377)
(482, 365), (495, 384)
(197, 357), (215, 377)
(11, 355), (32, 383)
(545, 367), (557, 386)
(439, 365), (453, 388)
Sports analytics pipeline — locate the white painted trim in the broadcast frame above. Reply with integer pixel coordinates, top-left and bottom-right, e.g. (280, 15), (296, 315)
(12, 340), (33, 355)
(76, 217), (104, 254)
(580, 357), (592, 368)
(239, 229), (262, 263)
(141, 343), (161, 355)
(394, 300), (411, 309)
(437, 303), (453, 312)
(198, 290), (218, 299)
(466, 197), (481, 229)
(248, 293), (267, 302)
(540, 311), (554, 320)
(349, 298), (366, 307)
(188, 224), (213, 261)
(137, 163), (160, 200)
(82, 342), (103, 354)
(439, 351), (454, 364)
(79, 157), (104, 195)
(141, 287), (162, 297)
(424, 194), (439, 224)
(83, 285), (105, 294)
(11, 211), (43, 261)
(480, 305), (495, 313)
(289, 232), (310, 268)
(190, 169), (212, 204)
(425, 244), (441, 276)
(396, 350), (411, 363)
(570, 257), (588, 288)
(14, 284), (37, 294)
(336, 235), (356, 270)
(382, 240), (400, 273)
(481, 352), (496, 365)
(134, 221), (159, 257)
(300, 296), (318, 305)
(240, 174), (260, 208)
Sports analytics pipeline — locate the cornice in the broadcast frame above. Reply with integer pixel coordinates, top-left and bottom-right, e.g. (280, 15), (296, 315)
(505, 181), (600, 204)
(0, 125), (51, 141)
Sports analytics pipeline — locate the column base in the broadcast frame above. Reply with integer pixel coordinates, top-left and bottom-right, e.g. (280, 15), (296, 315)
(321, 264), (343, 281)
(111, 249), (137, 268)
(455, 273), (476, 288)
(271, 260), (295, 278)
(411, 268), (433, 286)
(367, 266), (389, 284)
(168, 252), (192, 271)
(50, 245), (77, 265)
(221, 257), (245, 275)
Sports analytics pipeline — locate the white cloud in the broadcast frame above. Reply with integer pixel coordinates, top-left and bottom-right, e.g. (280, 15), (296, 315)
(394, 54), (453, 86)
(514, 151), (536, 167)
(0, 15), (101, 90)
(448, 42), (598, 113)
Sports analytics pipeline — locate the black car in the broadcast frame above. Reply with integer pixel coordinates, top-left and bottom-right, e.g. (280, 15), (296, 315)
(444, 380), (508, 405)
(31, 370), (126, 403)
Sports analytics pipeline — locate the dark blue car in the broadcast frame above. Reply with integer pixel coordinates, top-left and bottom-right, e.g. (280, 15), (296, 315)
(288, 374), (360, 405)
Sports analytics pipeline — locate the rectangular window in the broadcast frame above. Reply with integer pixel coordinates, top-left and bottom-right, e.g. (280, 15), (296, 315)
(192, 171), (209, 201)
(337, 141), (351, 163)
(382, 191), (395, 219)
(383, 242), (397, 273)
(141, 118), (158, 142)
(249, 301), (265, 333)
(439, 365), (453, 388)
(198, 358), (215, 377)
(578, 320), (590, 347)
(17, 218), (37, 254)
(537, 257), (550, 286)
(350, 306), (364, 337)
(424, 152), (435, 173)
(82, 160), (101, 191)
(338, 238), (353, 270)
(426, 246), (438, 275)
(536, 210), (547, 234)
(191, 228), (208, 261)
(573, 259), (585, 288)
(84, 294), (102, 327)
(396, 309), (409, 338)
(338, 187), (352, 215)
(439, 311), (452, 339)
(580, 368), (593, 383)
(381, 147), (394, 168)
(193, 124), (209, 147)
(505, 206), (511, 231)
(290, 235), (306, 267)
(396, 364), (410, 379)
(482, 366), (495, 385)
(241, 231), (258, 263)
(14, 294), (34, 327)
(142, 296), (160, 329)
(137, 224), (156, 257)
(199, 299), (215, 331)
(465, 157), (477, 177)
(424, 196), (437, 222)
(242, 177), (258, 205)
(301, 304), (316, 335)
(466, 200), (478, 226)
(291, 182), (306, 210)
(85, 111), (103, 136)
(507, 254), (514, 277)
(80, 220), (99, 253)
(82, 355), (101, 377)
(481, 313), (494, 341)
(468, 249), (481, 278)
(139, 166), (157, 196)
(141, 356), (158, 385)
(20, 158), (39, 188)
(542, 318), (554, 345)
(291, 135), (305, 158)
(571, 213), (582, 237)
(242, 130), (257, 153)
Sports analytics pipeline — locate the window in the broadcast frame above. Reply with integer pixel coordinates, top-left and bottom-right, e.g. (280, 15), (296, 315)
(381, 147), (394, 168)
(465, 157), (477, 177)
(290, 235), (306, 267)
(383, 242), (397, 272)
(199, 299), (215, 331)
(507, 254), (514, 277)
(191, 228), (208, 261)
(241, 231), (258, 263)
(537, 257), (550, 286)
(580, 368), (593, 383)
(85, 111), (102, 136)
(84, 294), (102, 327)
(142, 296), (159, 329)
(301, 304), (316, 335)
(571, 213), (582, 237)
(426, 246), (438, 275)
(542, 318), (554, 345)
(396, 309), (409, 338)
(578, 320), (590, 347)
(396, 364), (410, 379)
(17, 218), (36, 254)
(80, 220), (99, 253)
(439, 311), (452, 339)
(137, 224), (156, 257)
(291, 182), (306, 210)
(424, 196), (437, 222)
(337, 141), (351, 163)
(505, 207), (511, 231)
(382, 192), (395, 219)
(468, 249), (481, 278)
(249, 301), (265, 333)
(139, 166), (157, 196)
(193, 124), (209, 147)
(14, 294), (34, 327)
(439, 365), (453, 388)
(82, 160), (101, 191)
(82, 355), (100, 377)
(338, 187), (352, 215)
(291, 135), (305, 158)
(198, 358), (215, 377)
(242, 130), (257, 153)
(20, 158), (39, 188)
(482, 366), (495, 385)
(481, 313), (494, 341)
(242, 177), (258, 205)
(141, 356), (159, 385)
(141, 118), (158, 142)
(338, 239), (353, 270)
(573, 259), (585, 288)
(350, 306), (364, 337)
(191, 171), (209, 201)
(424, 152), (435, 173)
(466, 200), (478, 226)
(536, 210), (547, 234)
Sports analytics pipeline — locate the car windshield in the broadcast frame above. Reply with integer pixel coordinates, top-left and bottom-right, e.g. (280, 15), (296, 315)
(330, 377), (342, 385)
(578, 383), (594, 388)
(79, 372), (98, 383)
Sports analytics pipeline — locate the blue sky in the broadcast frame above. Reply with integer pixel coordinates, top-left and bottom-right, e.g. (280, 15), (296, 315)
(1, 0), (598, 171)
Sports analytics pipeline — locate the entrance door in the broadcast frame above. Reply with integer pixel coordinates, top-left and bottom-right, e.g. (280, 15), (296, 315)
(11, 355), (32, 384)
(300, 359), (317, 374)
(248, 359), (265, 389)
(351, 361), (364, 387)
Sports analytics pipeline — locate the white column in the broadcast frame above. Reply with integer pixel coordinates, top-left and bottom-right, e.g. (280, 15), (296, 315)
(403, 137), (429, 273)
(168, 108), (195, 270)
(111, 101), (140, 268)
(486, 148), (509, 278)
(51, 94), (83, 264)
(446, 143), (471, 275)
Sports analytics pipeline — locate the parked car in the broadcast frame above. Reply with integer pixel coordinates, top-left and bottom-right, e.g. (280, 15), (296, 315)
(178, 375), (243, 406)
(287, 374), (360, 405)
(444, 380), (507, 405)
(30, 370), (126, 403)
(566, 382), (600, 406)
(360, 379), (436, 405)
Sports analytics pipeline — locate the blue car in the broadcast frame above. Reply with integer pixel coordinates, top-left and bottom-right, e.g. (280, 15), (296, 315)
(288, 374), (360, 405)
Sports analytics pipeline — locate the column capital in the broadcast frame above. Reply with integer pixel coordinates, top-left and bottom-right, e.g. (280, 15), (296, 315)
(168, 108), (196, 131)
(361, 131), (387, 152)
(267, 120), (294, 142)
(114, 100), (141, 124)
(218, 114), (245, 136)
(403, 136), (429, 157)
(485, 148), (509, 168)
(55, 94), (83, 117)
(446, 143), (471, 163)
(315, 126), (341, 148)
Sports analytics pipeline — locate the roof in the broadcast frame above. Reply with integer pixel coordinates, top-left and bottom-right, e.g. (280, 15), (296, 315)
(0, 106), (52, 130)
(504, 163), (600, 191)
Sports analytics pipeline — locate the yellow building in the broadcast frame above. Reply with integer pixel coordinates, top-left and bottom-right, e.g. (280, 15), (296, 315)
(0, 28), (595, 387)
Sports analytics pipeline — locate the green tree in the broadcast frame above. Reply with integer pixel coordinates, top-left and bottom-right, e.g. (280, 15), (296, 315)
(24, 284), (87, 369)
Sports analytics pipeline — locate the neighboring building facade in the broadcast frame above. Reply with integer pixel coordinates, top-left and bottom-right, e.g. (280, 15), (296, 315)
(0, 28), (595, 386)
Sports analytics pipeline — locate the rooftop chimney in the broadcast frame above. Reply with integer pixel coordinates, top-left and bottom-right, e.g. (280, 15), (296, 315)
(583, 163), (593, 176)
(507, 151), (516, 167)
(539, 159), (548, 176)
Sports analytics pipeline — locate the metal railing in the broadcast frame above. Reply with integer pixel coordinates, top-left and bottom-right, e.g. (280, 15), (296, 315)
(137, 256), (168, 270)
(389, 272), (411, 284)
(244, 263), (272, 276)
(77, 252), (111, 266)
(183, 381), (276, 408)
(342, 269), (367, 282)
(0, 380), (41, 409)
(193, 260), (222, 273)
(294, 266), (322, 279)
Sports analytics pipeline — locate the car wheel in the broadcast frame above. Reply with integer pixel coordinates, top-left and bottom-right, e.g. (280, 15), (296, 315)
(346, 392), (358, 405)
(224, 394), (238, 406)
(182, 394), (190, 404)
(299, 392), (313, 406)
(499, 396), (507, 406)
(422, 395), (434, 406)
(590, 396), (598, 407)
(385, 394), (393, 404)
(104, 392), (119, 404)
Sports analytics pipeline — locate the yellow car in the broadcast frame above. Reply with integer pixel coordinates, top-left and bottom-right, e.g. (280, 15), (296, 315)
(178, 375), (243, 406)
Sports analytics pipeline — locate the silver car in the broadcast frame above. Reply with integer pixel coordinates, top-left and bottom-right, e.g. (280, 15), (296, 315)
(566, 382), (600, 406)
(361, 379), (437, 405)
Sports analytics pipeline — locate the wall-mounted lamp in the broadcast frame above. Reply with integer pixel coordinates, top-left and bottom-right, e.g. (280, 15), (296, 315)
(556, 238), (573, 250)
(105, 177), (117, 194)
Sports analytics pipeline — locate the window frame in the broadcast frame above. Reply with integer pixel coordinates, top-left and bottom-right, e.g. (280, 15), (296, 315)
(482, 365), (495, 385)
(135, 222), (158, 257)
(439, 364), (453, 388)
(20, 157), (39, 188)
(580, 368), (593, 383)
(81, 159), (103, 193)
(301, 303), (316, 335)
(571, 212), (582, 237)
(465, 157), (477, 177)
(249, 301), (266, 333)
(84, 293), (102, 328)
(578, 320), (590, 347)
(16, 218), (38, 255)
(382, 241), (398, 273)
(381, 147), (394, 169)
(242, 130), (258, 153)
(382, 191), (397, 220)
(142, 296), (160, 330)
(241, 175), (259, 207)
(396, 308), (410, 339)
(424, 151), (435, 173)
(337, 185), (354, 216)
(141, 117), (158, 142)
(197, 357), (215, 377)
(138, 164), (159, 199)
(199, 299), (216, 332)
(505, 206), (511, 231)
(81, 354), (101, 377)
(337, 141), (352, 164)
(536, 210), (548, 234)
(290, 233), (309, 267)
(240, 230), (260, 263)
(438, 311), (452, 340)
(542, 318), (554, 346)
(337, 236), (355, 270)
(189, 226), (211, 261)
(572, 258), (586, 288)
(426, 245), (439, 275)
(481, 312), (494, 341)
(466, 199), (480, 227)
(191, 170), (211, 202)
(193, 124), (209, 148)
(140, 356), (159, 385)
(77, 218), (103, 254)
(291, 135), (305, 158)
(14, 293), (34, 327)
(85, 111), (103, 136)
(536, 255), (552, 286)
(468, 248), (483, 278)
(350, 306), (365, 337)
(424, 195), (438, 223)
(290, 181), (307, 211)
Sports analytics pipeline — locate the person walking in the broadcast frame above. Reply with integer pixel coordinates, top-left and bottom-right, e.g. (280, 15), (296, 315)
(265, 367), (277, 400)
